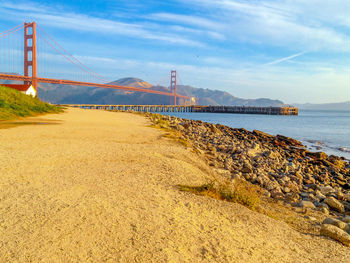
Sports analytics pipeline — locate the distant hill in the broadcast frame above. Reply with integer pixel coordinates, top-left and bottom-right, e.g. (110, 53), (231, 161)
(176, 85), (284, 106)
(3, 77), (286, 106)
(294, 101), (350, 111)
(108, 78), (152, 89)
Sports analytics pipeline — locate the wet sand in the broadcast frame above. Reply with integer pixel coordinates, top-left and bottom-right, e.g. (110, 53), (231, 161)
(0, 108), (349, 262)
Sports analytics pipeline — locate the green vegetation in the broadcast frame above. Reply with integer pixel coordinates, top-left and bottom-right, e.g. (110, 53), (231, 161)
(148, 113), (170, 129)
(179, 179), (263, 210)
(0, 85), (62, 120)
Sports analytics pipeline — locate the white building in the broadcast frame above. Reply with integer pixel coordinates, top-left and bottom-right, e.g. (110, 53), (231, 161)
(2, 84), (36, 97)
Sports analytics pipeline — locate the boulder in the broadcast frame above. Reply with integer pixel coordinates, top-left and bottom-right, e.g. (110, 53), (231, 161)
(305, 215), (317, 222)
(343, 216), (350, 223)
(320, 207), (329, 215)
(241, 162), (253, 174)
(320, 224), (350, 246)
(253, 130), (274, 139)
(320, 185), (334, 196)
(176, 124), (185, 131)
(180, 122), (190, 129)
(306, 151), (328, 160)
(322, 218), (350, 233)
(209, 125), (221, 134)
(324, 197), (345, 213)
(315, 191), (326, 201)
(299, 200), (316, 209)
(276, 134), (303, 147)
(344, 194), (350, 202)
(213, 168), (231, 178)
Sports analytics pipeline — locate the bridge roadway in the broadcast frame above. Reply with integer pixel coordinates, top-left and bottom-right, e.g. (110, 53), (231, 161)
(60, 104), (299, 115)
(0, 73), (191, 99)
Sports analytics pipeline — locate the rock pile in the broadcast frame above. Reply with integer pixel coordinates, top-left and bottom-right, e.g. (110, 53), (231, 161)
(154, 114), (350, 218)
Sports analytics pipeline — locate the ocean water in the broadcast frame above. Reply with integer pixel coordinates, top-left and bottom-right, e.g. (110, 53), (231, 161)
(160, 110), (350, 160)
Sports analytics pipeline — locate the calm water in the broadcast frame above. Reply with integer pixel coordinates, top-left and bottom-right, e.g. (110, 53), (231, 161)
(160, 110), (350, 160)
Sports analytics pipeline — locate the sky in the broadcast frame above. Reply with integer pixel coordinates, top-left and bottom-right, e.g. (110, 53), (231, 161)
(0, 0), (350, 103)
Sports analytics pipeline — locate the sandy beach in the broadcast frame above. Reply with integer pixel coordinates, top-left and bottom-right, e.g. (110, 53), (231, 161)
(0, 108), (349, 262)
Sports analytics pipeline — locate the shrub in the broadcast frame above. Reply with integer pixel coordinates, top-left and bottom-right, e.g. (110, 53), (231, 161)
(179, 179), (262, 210)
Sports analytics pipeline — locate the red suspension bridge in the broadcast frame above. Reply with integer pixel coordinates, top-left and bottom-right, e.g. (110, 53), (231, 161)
(0, 22), (192, 105)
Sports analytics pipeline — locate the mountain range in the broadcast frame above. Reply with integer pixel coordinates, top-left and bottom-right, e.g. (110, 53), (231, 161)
(3, 76), (350, 109)
(36, 77), (286, 106)
(294, 101), (350, 111)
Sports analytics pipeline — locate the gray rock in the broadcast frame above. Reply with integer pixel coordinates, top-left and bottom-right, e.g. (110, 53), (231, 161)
(299, 200), (316, 209)
(320, 185), (334, 196)
(324, 197), (345, 213)
(342, 216), (350, 224)
(341, 216), (350, 224)
(320, 224), (350, 246)
(300, 192), (309, 199)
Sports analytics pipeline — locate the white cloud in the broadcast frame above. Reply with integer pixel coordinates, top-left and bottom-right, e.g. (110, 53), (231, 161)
(179, 0), (350, 52)
(0, 1), (204, 47)
(149, 12), (224, 30)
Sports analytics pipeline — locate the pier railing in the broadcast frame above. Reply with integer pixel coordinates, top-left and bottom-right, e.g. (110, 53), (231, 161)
(59, 104), (298, 115)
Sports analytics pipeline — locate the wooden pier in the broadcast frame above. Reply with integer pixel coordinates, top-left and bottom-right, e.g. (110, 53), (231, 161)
(60, 104), (298, 115)
(192, 105), (298, 115)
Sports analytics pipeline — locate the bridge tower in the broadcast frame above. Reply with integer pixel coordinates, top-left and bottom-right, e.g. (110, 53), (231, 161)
(24, 22), (37, 96)
(170, 70), (177, 105)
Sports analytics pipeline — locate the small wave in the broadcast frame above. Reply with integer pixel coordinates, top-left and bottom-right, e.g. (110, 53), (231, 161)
(337, 147), (350, 153)
(302, 140), (350, 160)
(306, 140), (324, 146)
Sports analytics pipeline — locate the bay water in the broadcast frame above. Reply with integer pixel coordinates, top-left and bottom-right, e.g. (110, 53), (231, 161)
(160, 110), (350, 160)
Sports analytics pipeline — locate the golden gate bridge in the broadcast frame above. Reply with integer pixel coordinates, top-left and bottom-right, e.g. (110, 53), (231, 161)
(0, 22), (192, 105)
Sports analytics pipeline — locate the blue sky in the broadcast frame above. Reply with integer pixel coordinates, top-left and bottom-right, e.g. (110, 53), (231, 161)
(1, 0), (350, 103)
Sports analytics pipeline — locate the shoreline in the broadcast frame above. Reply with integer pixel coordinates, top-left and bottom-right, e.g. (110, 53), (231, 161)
(303, 140), (350, 161)
(158, 110), (350, 160)
(145, 112), (350, 245)
(146, 113), (350, 212)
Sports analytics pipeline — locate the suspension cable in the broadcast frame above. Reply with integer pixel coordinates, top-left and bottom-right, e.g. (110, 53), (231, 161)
(0, 24), (24, 39)
(37, 32), (100, 80)
(36, 24), (110, 83)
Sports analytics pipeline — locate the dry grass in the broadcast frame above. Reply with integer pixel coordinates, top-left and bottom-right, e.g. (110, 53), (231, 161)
(147, 113), (191, 147)
(179, 179), (322, 233)
(148, 113), (170, 129)
(256, 199), (324, 234)
(162, 132), (191, 147)
(179, 179), (263, 210)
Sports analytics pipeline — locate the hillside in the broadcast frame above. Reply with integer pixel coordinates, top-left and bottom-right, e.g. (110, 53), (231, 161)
(35, 77), (286, 106)
(108, 77), (152, 89)
(0, 85), (61, 120)
(176, 85), (285, 106)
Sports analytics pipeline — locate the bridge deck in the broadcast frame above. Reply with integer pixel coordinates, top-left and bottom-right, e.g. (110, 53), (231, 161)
(60, 104), (299, 115)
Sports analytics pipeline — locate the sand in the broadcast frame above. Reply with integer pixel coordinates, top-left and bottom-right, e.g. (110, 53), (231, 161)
(0, 108), (349, 262)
